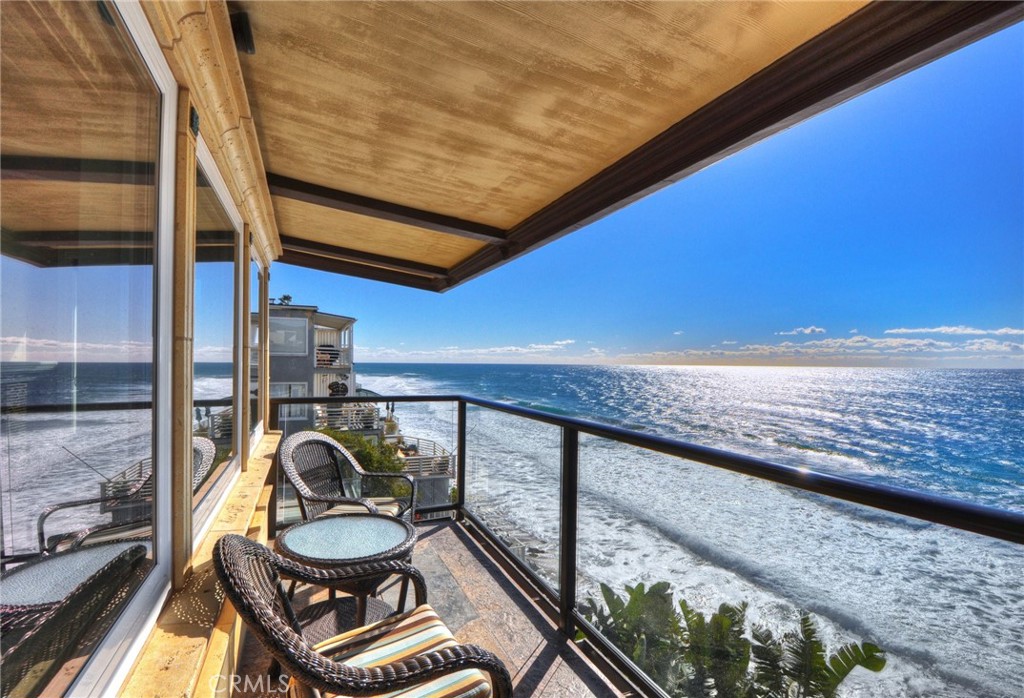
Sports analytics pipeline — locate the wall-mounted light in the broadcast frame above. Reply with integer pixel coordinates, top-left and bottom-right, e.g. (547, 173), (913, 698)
(231, 11), (255, 55)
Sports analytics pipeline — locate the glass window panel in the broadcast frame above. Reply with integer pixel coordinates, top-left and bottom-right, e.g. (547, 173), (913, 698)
(268, 316), (308, 355)
(464, 406), (562, 592)
(270, 382), (308, 421)
(192, 167), (236, 511)
(0, 0), (159, 690)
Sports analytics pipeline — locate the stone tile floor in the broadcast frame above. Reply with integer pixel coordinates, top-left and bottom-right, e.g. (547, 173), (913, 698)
(234, 520), (620, 697)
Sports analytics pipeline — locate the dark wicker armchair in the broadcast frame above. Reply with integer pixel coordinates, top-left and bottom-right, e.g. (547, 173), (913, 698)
(213, 535), (511, 698)
(1, 541), (148, 697)
(279, 431), (416, 521)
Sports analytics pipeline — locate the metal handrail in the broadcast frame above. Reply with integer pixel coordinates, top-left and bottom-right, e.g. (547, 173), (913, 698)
(1, 398), (231, 415)
(269, 394), (1024, 544)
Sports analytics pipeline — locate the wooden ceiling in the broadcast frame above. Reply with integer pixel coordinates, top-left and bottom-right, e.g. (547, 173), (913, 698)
(2, 2), (1020, 283)
(235, 1), (1021, 291)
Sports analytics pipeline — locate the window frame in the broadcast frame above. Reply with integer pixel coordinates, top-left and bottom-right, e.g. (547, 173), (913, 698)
(67, 2), (177, 694)
(191, 134), (245, 545)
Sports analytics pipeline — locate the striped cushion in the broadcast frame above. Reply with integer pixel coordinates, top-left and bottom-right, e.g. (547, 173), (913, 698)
(299, 604), (492, 698)
(324, 498), (404, 517)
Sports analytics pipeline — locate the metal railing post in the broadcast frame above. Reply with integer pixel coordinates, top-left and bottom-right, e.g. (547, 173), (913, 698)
(456, 400), (467, 519)
(559, 426), (579, 636)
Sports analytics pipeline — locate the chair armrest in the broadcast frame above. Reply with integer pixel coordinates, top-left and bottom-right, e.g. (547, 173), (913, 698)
(291, 642), (513, 698)
(37, 495), (148, 552)
(64, 517), (153, 550)
(301, 495), (379, 514)
(360, 473), (417, 516)
(274, 556), (427, 607)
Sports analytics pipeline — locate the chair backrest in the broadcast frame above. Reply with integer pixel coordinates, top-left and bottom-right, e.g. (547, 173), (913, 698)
(0, 542), (147, 697)
(278, 431), (364, 520)
(192, 435), (217, 492)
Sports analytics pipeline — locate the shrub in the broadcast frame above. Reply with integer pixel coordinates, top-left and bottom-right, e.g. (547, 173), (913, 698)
(580, 582), (885, 698)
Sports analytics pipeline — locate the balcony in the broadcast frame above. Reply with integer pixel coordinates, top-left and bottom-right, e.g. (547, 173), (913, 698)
(267, 395), (1024, 698)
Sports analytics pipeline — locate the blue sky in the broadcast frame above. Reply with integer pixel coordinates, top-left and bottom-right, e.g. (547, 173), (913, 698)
(271, 23), (1023, 367)
(2, 24), (1021, 367)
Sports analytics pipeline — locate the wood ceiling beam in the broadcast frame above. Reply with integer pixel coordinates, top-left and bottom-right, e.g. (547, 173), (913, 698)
(277, 249), (444, 291)
(444, 0), (1024, 291)
(280, 235), (449, 279)
(11, 230), (155, 247)
(267, 173), (507, 245)
(1, 228), (56, 267)
(0, 156), (155, 185)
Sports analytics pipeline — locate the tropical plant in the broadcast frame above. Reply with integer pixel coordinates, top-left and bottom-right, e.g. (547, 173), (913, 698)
(678, 600), (753, 698)
(578, 582), (683, 690)
(750, 615), (886, 698)
(579, 582), (886, 698)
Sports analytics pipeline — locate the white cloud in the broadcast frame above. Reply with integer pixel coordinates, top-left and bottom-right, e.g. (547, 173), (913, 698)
(194, 344), (233, 361)
(962, 338), (1024, 353)
(776, 326), (827, 336)
(884, 326), (1024, 336)
(673, 330), (685, 336)
(0, 335), (152, 362)
(356, 338), (582, 363)
(613, 333), (1023, 367)
(721, 340), (737, 345)
(849, 329), (859, 334)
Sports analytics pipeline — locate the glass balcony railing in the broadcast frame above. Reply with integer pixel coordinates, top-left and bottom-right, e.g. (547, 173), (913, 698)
(268, 395), (1024, 698)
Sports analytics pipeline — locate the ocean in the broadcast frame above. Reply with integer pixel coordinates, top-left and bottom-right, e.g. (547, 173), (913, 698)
(355, 363), (1024, 698)
(1, 362), (1021, 697)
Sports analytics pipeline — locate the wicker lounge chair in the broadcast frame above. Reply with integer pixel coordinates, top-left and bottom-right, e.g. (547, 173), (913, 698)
(279, 431), (416, 521)
(213, 534), (511, 698)
(0, 541), (148, 697)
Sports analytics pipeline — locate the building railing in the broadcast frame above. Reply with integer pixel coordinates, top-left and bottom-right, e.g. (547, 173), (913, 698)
(268, 394), (1024, 698)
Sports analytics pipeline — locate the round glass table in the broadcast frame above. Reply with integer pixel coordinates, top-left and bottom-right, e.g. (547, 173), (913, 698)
(275, 513), (417, 624)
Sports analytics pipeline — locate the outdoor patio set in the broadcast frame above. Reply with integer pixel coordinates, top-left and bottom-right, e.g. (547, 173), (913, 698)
(0, 431), (511, 698)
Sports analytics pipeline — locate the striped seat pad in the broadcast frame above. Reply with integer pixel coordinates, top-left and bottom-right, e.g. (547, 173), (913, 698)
(305, 604), (492, 698)
(324, 498), (404, 517)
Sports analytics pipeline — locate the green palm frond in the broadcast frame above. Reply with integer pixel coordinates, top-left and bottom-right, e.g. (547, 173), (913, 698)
(820, 642), (886, 698)
(751, 626), (787, 698)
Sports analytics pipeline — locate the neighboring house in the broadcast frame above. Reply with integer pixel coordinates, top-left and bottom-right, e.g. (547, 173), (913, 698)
(257, 304), (364, 429)
(256, 303), (453, 517)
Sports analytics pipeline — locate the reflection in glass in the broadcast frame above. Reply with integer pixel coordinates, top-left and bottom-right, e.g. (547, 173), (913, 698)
(192, 167), (236, 509)
(0, 1), (159, 690)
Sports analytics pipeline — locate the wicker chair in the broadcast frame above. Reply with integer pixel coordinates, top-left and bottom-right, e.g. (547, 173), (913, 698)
(35, 436), (219, 553)
(0, 541), (148, 697)
(213, 535), (511, 698)
(192, 435), (218, 491)
(279, 431), (416, 521)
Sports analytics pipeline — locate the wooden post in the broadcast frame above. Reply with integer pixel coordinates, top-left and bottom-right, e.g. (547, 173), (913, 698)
(172, 88), (197, 590)
(260, 265), (270, 428)
(239, 225), (251, 471)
